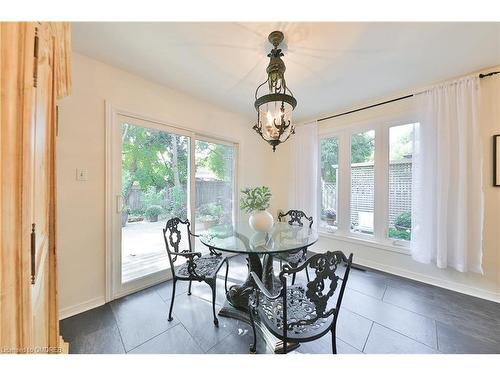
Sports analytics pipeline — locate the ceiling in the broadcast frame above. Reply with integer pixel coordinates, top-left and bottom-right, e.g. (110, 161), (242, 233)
(72, 22), (500, 122)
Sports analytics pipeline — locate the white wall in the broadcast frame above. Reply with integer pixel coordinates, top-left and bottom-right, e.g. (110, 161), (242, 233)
(57, 53), (274, 317)
(272, 72), (500, 302)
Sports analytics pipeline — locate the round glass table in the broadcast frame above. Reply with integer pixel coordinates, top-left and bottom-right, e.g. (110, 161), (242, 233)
(200, 220), (318, 352)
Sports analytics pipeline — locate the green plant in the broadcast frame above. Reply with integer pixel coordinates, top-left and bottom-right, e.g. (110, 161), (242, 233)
(198, 202), (224, 221)
(145, 205), (163, 220)
(143, 186), (164, 209)
(388, 227), (411, 241)
(239, 186), (272, 214)
(395, 212), (411, 229)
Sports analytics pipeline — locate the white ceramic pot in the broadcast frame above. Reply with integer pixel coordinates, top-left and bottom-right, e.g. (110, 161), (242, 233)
(249, 210), (274, 232)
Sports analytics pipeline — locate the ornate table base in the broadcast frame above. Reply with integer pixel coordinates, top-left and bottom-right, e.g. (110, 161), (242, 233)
(219, 253), (299, 354)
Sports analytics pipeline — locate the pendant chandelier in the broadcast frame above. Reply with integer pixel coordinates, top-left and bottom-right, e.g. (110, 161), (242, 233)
(253, 31), (297, 152)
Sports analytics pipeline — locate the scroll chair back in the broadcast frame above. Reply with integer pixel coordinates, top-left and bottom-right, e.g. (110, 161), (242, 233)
(162, 217), (194, 277)
(248, 251), (353, 354)
(277, 209), (314, 284)
(278, 209), (313, 228)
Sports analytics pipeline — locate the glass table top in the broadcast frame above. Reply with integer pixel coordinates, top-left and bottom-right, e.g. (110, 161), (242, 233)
(199, 220), (318, 255)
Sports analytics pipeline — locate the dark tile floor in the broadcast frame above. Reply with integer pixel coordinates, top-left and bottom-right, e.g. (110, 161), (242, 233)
(60, 254), (500, 354)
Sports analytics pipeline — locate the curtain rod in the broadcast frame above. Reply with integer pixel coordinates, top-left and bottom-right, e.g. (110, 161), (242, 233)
(318, 70), (500, 122)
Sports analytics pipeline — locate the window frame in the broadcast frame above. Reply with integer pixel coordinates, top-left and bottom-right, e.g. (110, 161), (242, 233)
(318, 110), (417, 254)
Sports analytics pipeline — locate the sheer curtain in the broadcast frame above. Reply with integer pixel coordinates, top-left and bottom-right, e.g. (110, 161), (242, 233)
(412, 76), (483, 273)
(290, 121), (319, 226)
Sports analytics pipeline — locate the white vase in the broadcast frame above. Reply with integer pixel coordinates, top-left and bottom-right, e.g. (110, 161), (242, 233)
(249, 210), (274, 232)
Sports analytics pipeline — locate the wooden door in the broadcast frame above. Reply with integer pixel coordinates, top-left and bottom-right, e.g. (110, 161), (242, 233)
(0, 21), (70, 354)
(29, 22), (55, 351)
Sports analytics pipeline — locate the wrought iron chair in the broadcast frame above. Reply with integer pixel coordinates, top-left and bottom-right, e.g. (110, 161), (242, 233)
(277, 209), (314, 284)
(248, 251), (353, 354)
(162, 217), (229, 326)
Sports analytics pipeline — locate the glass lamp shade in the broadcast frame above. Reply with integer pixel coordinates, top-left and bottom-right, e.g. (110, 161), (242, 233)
(257, 100), (294, 141)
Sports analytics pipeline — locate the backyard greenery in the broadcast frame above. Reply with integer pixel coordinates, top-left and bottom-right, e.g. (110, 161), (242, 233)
(240, 186), (272, 213)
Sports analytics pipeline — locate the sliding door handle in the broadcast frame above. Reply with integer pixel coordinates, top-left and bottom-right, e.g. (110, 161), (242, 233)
(116, 195), (123, 213)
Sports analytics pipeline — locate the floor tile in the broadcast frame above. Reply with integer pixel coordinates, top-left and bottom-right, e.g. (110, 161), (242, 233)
(110, 288), (179, 351)
(345, 269), (388, 300)
(151, 279), (189, 303)
(363, 324), (438, 354)
(207, 328), (272, 354)
(69, 324), (125, 354)
(342, 288), (437, 348)
(383, 284), (500, 346)
(297, 335), (362, 354)
(129, 324), (203, 354)
(436, 322), (500, 354)
(60, 304), (117, 342)
(336, 308), (373, 351)
(189, 279), (235, 306)
(171, 293), (244, 352)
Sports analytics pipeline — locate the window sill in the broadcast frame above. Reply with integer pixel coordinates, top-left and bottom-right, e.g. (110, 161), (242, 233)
(318, 230), (411, 255)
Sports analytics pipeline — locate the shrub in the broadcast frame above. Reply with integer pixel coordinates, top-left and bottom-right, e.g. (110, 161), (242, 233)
(145, 205), (163, 221)
(395, 212), (411, 229)
(198, 202), (224, 221)
(143, 187), (165, 209)
(240, 186), (272, 214)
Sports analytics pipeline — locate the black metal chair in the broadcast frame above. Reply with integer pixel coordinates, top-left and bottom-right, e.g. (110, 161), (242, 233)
(248, 251), (353, 354)
(277, 209), (314, 285)
(162, 217), (229, 326)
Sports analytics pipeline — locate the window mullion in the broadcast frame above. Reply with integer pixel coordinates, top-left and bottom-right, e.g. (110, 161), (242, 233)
(374, 125), (389, 242)
(338, 131), (351, 235)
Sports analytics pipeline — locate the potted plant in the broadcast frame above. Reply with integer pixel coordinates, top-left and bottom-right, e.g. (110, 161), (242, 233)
(323, 208), (337, 226)
(240, 186), (273, 232)
(145, 205), (163, 222)
(121, 207), (130, 227)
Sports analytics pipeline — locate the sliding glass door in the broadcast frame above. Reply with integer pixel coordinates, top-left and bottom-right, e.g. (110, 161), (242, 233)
(194, 139), (235, 236)
(110, 112), (237, 298)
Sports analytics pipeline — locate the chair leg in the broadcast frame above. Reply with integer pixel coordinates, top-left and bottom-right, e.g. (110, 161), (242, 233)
(305, 266), (310, 282)
(187, 280), (192, 296)
(248, 304), (257, 354)
(224, 259), (229, 294)
(283, 339), (288, 354)
(209, 279), (219, 326)
(291, 272), (296, 285)
(168, 279), (177, 321)
(331, 327), (337, 354)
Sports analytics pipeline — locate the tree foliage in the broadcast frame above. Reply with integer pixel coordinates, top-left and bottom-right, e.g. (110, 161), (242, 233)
(121, 123), (188, 205)
(196, 141), (233, 181)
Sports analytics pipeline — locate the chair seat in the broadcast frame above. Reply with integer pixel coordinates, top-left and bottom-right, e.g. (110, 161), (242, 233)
(254, 284), (334, 341)
(176, 254), (225, 279)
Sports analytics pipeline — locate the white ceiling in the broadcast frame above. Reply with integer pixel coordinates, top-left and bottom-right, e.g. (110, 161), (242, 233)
(72, 22), (500, 122)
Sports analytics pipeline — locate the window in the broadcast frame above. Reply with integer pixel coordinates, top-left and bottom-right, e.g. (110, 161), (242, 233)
(388, 124), (414, 242)
(319, 120), (417, 251)
(350, 130), (375, 235)
(320, 137), (339, 231)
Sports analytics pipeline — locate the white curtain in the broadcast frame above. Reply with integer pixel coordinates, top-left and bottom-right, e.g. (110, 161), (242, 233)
(411, 76), (483, 273)
(290, 121), (319, 226)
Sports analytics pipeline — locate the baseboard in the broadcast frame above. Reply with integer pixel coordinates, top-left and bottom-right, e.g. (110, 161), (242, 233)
(59, 296), (106, 320)
(349, 256), (500, 303)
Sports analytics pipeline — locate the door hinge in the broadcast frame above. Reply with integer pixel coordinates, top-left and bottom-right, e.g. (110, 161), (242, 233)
(30, 223), (36, 285)
(33, 28), (39, 88)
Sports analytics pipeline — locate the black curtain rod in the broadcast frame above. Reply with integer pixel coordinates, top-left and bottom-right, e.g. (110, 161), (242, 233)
(318, 70), (500, 122)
